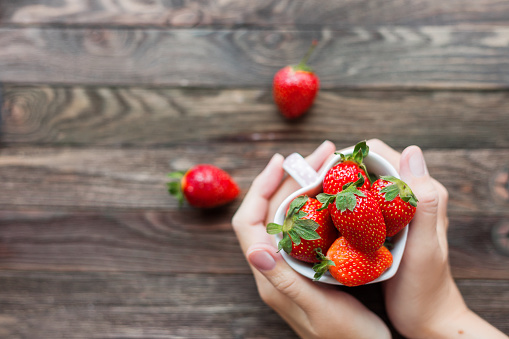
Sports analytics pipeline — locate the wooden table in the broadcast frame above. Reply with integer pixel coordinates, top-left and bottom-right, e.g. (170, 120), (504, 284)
(0, 2), (508, 338)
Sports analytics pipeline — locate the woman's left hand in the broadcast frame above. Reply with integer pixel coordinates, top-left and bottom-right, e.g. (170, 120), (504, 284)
(232, 141), (391, 339)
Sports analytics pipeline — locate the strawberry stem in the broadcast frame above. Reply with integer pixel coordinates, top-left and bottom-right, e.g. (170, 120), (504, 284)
(294, 40), (318, 72)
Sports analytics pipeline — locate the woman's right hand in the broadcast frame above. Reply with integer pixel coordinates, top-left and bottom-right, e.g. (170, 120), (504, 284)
(368, 139), (507, 338)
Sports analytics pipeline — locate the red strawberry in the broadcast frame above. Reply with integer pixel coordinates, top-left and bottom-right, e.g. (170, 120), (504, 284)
(372, 176), (418, 237)
(167, 164), (239, 208)
(313, 236), (393, 286)
(318, 174), (386, 253)
(322, 140), (371, 194)
(273, 41), (319, 119)
(266, 195), (338, 263)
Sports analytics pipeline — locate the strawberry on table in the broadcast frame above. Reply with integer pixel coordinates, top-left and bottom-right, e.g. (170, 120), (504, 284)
(318, 174), (386, 253)
(322, 140), (371, 195)
(167, 164), (239, 208)
(372, 176), (418, 237)
(313, 236), (393, 287)
(266, 195), (338, 263)
(273, 41), (320, 119)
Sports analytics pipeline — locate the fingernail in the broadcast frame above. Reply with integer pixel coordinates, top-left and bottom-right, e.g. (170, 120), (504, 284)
(316, 140), (332, 152)
(263, 153), (283, 173)
(248, 250), (276, 272)
(409, 149), (427, 177)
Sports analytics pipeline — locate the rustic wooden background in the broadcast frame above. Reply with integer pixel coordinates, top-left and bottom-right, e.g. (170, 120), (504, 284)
(0, 1), (508, 338)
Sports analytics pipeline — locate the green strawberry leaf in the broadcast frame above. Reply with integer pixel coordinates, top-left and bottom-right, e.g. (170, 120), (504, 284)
(352, 140), (369, 164)
(293, 224), (321, 241)
(167, 171), (187, 206)
(296, 210), (307, 219)
(406, 195), (419, 207)
(294, 218), (320, 231)
(270, 195), (325, 252)
(380, 184), (400, 201)
(288, 229), (302, 246)
(167, 181), (184, 206)
(312, 248), (336, 281)
(336, 191), (357, 212)
(380, 176), (419, 207)
(278, 233), (293, 254)
(266, 223), (283, 235)
(380, 175), (399, 183)
(316, 193), (335, 210)
(343, 173), (366, 190)
(287, 196), (309, 218)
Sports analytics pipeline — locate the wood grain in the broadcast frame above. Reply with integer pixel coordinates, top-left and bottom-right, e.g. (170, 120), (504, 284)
(0, 1), (507, 337)
(0, 145), (508, 215)
(2, 27), (509, 88)
(3, 86), (509, 148)
(0, 209), (246, 274)
(1, 0), (509, 28)
(0, 271), (298, 339)
(0, 209), (507, 278)
(0, 271), (506, 338)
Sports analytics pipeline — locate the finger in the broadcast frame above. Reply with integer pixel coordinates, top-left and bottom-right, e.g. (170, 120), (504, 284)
(246, 243), (388, 338)
(305, 140), (337, 171)
(233, 153), (285, 227)
(399, 146), (440, 244)
(246, 243), (322, 314)
(232, 154), (285, 252)
(366, 138), (402, 172)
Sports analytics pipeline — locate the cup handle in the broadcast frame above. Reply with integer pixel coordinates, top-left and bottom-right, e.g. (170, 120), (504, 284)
(283, 153), (320, 188)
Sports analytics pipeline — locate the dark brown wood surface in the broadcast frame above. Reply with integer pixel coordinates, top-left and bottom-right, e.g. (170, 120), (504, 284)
(0, 2), (508, 338)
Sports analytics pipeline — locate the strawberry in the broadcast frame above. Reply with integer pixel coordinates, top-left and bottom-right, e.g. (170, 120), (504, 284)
(313, 236), (393, 286)
(266, 195), (338, 263)
(318, 174), (386, 253)
(167, 164), (239, 208)
(273, 41), (319, 119)
(372, 176), (418, 237)
(322, 140), (371, 195)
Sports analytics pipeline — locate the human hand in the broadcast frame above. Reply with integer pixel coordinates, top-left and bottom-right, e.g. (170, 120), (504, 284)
(369, 139), (507, 339)
(232, 141), (391, 339)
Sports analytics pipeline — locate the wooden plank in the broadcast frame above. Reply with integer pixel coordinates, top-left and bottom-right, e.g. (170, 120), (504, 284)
(0, 272), (506, 337)
(0, 145), (508, 215)
(456, 279), (509, 335)
(1, 27), (509, 88)
(0, 210), (248, 274)
(2, 86), (509, 148)
(449, 216), (509, 279)
(0, 271), (298, 339)
(1, 0), (508, 28)
(0, 209), (508, 278)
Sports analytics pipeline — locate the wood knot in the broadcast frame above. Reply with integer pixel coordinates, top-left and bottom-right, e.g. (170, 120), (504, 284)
(490, 167), (509, 203)
(491, 220), (509, 257)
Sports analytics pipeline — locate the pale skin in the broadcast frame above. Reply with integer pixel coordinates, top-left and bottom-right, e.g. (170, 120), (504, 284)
(232, 139), (508, 339)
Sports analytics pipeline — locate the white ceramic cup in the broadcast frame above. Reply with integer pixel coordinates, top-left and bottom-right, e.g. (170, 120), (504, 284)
(274, 147), (408, 285)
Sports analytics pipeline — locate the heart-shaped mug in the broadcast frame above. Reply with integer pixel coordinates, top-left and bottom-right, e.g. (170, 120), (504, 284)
(273, 147), (408, 285)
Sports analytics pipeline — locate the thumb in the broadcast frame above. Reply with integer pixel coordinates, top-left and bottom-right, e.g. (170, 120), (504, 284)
(246, 243), (317, 311)
(399, 146), (440, 243)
